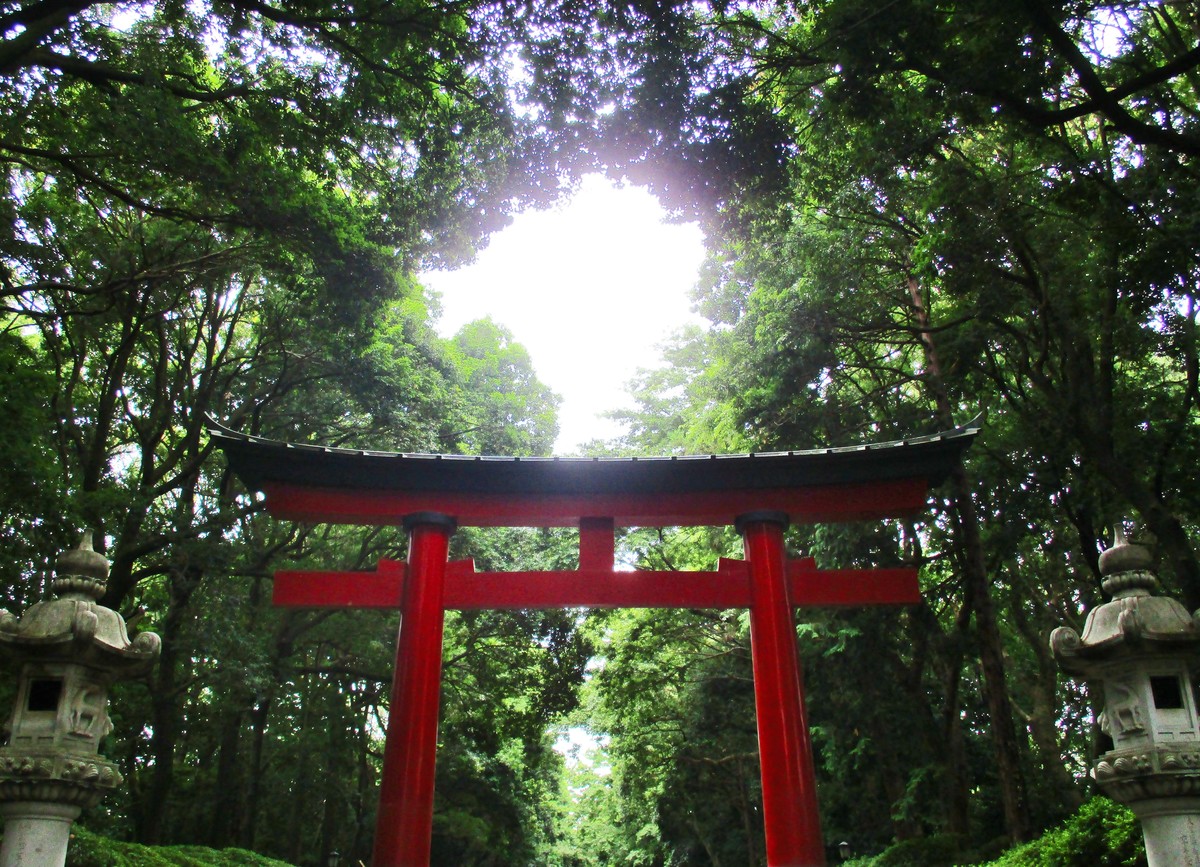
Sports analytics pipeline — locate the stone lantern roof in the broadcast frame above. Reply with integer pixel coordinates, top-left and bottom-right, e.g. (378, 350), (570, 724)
(0, 532), (160, 671)
(1051, 529), (1200, 673)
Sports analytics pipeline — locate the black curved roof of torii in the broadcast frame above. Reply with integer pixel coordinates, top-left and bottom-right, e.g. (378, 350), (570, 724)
(208, 418), (979, 499)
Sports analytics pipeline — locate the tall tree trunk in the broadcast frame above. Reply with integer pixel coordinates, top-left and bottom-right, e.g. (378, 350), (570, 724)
(904, 527), (973, 836)
(908, 274), (1031, 842)
(288, 675), (317, 865)
(140, 564), (202, 843)
(941, 680), (971, 836)
(319, 696), (345, 867)
(120, 702), (149, 839)
(951, 467), (1031, 841)
(874, 722), (924, 841)
(351, 720), (377, 864)
(688, 814), (722, 867)
(1008, 581), (1084, 814)
(904, 596), (971, 836)
(925, 603), (973, 836)
(240, 693), (274, 850)
(208, 708), (246, 847)
(139, 694), (173, 842)
(737, 759), (761, 867)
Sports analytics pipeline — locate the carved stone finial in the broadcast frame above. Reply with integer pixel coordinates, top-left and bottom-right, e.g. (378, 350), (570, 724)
(52, 532), (108, 601)
(1099, 526), (1158, 599)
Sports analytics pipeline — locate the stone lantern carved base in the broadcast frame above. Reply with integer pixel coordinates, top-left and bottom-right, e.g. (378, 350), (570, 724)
(1096, 746), (1200, 801)
(0, 749), (121, 810)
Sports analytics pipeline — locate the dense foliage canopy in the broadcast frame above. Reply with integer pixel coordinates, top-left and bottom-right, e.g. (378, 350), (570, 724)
(1, 0), (1197, 864)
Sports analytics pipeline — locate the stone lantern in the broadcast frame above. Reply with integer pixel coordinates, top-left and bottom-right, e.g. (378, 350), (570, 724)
(0, 533), (160, 867)
(1051, 529), (1200, 866)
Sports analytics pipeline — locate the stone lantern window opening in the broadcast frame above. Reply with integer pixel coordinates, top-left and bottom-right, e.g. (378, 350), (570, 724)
(1150, 674), (1184, 710)
(1143, 665), (1199, 740)
(25, 679), (62, 713)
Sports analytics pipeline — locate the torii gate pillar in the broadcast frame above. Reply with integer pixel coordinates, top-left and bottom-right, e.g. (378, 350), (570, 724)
(373, 514), (456, 867)
(741, 512), (824, 866)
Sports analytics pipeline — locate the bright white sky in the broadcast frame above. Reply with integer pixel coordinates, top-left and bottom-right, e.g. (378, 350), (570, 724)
(422, 174), (707, 454)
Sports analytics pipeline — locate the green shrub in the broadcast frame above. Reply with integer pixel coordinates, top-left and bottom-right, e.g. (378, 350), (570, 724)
(981, 798), (1145, 867)
(843, 797), (1146, 867)
(61, 825), (297, 867)
(871, 833), (966, 866)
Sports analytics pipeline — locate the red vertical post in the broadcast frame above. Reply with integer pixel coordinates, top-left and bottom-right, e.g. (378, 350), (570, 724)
(373, 512), (456, 867)
(579, 517), (615, 571)
(739, 511), (826, 867)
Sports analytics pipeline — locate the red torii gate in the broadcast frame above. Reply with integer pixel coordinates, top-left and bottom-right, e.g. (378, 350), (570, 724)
(212, 421), (978, 867)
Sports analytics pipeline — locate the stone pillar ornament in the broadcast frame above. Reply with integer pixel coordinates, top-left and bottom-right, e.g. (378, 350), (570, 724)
(1051, 528), (1200, 866)
(0, 532), (160, 867)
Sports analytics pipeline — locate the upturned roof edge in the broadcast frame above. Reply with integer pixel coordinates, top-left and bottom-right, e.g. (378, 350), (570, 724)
(206, 415), (981, 497)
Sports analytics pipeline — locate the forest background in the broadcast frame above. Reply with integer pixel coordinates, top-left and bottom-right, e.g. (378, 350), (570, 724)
(1, 1), (1198, 865)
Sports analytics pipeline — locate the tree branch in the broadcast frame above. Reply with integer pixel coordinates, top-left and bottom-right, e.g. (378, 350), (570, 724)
(0, 1), (90, 73)
(1018, 0), (1200, 156)
(19, 47), (253, 102)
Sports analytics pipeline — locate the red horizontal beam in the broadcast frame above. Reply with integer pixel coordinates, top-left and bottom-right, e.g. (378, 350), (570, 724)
(259, 479), (929, 528)
(273, 561), (919, 611)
